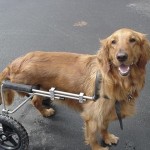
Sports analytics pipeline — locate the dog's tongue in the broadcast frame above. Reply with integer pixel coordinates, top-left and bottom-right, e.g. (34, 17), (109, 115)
(118, 64), (130, 76)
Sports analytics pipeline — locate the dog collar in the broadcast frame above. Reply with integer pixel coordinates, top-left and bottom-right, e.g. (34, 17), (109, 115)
(128, 93), (133, 101)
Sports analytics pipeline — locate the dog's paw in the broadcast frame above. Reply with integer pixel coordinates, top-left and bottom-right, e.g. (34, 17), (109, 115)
(104, 133), (119, 146)
(42, 108), (55, 117)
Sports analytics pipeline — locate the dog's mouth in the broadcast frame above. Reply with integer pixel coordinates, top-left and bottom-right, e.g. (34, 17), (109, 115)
(118, 64), (130, 76)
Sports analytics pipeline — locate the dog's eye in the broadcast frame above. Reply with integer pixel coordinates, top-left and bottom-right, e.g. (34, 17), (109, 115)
(111, 39), (116, 45)
(129, 38), (136, 43)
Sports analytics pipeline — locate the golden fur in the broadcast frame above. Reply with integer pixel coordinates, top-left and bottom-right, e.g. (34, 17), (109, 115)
(0, 28), (150, 150)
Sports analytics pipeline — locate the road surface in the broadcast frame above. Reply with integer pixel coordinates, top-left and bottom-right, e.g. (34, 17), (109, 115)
(0, 0), (150, 150)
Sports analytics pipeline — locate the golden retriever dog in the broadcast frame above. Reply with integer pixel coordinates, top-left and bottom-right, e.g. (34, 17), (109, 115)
(0, 28), (150, 150)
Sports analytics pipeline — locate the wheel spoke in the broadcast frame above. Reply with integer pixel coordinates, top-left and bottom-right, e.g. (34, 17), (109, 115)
(8, 136), (18, 146)
(0, 138), (5, 144)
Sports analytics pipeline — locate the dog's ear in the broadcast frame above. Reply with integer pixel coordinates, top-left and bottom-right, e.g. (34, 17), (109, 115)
(142, 35), (150, 61)
(137, 33), (150, 69)
(97, 38), (110, 73)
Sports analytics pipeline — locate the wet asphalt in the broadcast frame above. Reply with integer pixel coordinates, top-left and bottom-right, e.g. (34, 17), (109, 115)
(0, 0), (150, 150)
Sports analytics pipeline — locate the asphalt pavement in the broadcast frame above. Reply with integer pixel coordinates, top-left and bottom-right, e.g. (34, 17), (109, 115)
(0, 0), (150, 150)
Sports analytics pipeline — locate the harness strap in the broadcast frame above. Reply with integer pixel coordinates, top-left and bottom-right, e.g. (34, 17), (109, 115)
(94, 71), (123, 130)
(115, 101), (123, 130)
(93, 71), (101, 100)
(93, 72), (109, 100)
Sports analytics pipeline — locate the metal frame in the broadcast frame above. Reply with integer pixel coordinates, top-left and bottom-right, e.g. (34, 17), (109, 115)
(0, 82), (95, 115)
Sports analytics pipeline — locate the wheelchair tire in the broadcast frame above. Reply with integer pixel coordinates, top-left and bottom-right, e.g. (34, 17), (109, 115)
(0, 114), (29, 150)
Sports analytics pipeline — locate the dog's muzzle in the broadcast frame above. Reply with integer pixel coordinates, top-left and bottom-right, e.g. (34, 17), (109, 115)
(116, 51), (130, 76)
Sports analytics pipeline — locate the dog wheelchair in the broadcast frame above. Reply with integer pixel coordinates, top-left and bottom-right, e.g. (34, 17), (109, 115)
(0, 75), (100, 150)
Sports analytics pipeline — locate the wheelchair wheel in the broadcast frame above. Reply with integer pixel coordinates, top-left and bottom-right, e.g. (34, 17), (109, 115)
(0, 114), (29, 150)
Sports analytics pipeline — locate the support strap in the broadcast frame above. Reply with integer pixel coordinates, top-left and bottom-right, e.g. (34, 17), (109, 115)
(93, 71), (101, 100)
(93, 72), (123, 130)
(115, 101), (123, 130)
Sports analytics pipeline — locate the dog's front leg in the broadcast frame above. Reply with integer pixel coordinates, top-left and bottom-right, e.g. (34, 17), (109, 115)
(84, 120), (109, 150)
(100, 120), (119, 146)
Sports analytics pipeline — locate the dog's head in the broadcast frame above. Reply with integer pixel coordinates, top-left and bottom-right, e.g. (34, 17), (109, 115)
(98, 28), (150, 76)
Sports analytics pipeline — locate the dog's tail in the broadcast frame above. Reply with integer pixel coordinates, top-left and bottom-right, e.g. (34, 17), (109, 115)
(0, 66), (15, 105)
(0, 67), (10, 83)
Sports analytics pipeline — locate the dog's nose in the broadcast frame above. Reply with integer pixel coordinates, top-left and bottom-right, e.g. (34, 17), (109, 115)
(116, 52), (128, 62)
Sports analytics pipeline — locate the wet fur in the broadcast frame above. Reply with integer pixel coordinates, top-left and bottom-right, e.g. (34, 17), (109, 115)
(0, 28), (150, 150)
